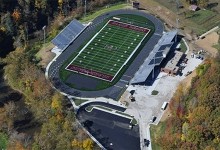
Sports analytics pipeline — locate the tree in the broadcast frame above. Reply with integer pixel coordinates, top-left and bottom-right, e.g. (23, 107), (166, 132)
(51, 93), (63, 111)
(4, 101), (17, 119)
(0, 132), (8, 150)
(82, 138), (94, 150)
(3, 12), (16, 35)
(35, 0), (47, 9)
(12, 8), (21, 22)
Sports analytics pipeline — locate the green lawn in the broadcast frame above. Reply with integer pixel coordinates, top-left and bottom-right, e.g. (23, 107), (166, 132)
(150, 122), (166, 150)
(187, 9), (215, 25)
(74, 99), (88, 106)
(80, 3), (128, 23)
(179, 39), (187, 53)
(213, 43), (220, 51)
(85, 105), (113, 112)
(155, 0), (220, 35)
(0, 132), (8, 150)
(85, 106), (93, 112)
(131, 118), (138, 125)
(151, 90), (159, 95)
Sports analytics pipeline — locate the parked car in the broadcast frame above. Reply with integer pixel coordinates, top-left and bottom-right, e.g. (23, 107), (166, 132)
(144, 139), (150, 147)
(150, 116), (157, 123)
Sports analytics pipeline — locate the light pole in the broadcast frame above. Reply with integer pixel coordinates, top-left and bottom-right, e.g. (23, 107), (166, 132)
(175, 18), (179, 42)
(84, 0), (87, 17)
(42, 25), (46, 45)
(152, 52), (156, 79)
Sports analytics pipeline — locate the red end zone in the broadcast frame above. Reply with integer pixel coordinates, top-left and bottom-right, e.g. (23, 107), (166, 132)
(66, 64), (114, 81)
(108, 20), (150, 33)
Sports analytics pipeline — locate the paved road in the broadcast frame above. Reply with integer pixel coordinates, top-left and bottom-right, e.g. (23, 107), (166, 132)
(77, 103), (140, 150)
(48, 9), (164, 99)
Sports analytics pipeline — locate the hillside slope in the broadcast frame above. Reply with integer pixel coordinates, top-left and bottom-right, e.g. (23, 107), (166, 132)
(152, 57), (220, 149)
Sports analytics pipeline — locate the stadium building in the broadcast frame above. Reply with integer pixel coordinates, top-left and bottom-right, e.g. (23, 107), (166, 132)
(48, 9), (178, 99)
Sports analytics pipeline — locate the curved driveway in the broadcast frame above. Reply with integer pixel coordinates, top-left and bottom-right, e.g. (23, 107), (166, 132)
(48, 9), (164, 98)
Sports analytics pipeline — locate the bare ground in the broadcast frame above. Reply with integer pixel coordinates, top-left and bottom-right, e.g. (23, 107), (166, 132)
(139, 0), (177, 28)
(195, 32), (219, 57)
(36, 43), (56, 68)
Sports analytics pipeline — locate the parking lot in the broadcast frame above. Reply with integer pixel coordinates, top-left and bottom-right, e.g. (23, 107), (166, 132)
(77, 103), (140, 150)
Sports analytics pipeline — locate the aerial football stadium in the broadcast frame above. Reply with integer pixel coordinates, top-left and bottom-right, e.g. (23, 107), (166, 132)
(48, 9), (177, 99)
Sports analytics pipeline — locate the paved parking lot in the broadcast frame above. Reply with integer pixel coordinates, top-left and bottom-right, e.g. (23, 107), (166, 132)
(77, 103), (140, 150)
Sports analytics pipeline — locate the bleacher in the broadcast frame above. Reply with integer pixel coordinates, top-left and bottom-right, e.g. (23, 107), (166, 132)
(52, 19), (85, 50)
(130, 30), (177, 84)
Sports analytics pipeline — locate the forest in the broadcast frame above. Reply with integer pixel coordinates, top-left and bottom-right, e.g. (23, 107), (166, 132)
(0, 0), (123, 149)
(153, 57), (220, 149)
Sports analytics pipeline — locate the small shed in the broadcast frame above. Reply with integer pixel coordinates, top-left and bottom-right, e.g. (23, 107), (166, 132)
(132, 1), (140, 9)
(189, 5), (200, 11)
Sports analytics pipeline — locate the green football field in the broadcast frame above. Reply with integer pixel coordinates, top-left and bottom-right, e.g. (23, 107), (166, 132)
(66, 19), (150, 82)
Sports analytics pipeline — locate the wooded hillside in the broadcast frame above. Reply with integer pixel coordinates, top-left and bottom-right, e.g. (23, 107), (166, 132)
(154, 57), (220, 149)
(0, 0), (124, 149)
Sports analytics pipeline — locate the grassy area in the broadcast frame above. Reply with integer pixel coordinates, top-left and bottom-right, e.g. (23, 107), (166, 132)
(131, 118), (138, 125)
(74, 99), (88, 106)
(85, 106), (93, 112)
(60, 13), (155, 91)
(151, 90), (159, 95)
(85, 105), (113, 112)
(179, 39), (187, 53)
(187, 9), (215, 24)
(0, 132), (8, 150)
(213, 43), (220, 51)
(155, 0), (179, 13)
(80, 3), (128, 23)
(154, 0), (220, 35)
(150, 122), (166, 150)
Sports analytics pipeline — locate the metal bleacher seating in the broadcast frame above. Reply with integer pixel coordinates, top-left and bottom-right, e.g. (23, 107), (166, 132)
(52, 19), (85, 50)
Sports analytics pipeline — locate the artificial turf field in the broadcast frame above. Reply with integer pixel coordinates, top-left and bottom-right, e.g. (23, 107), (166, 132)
(66, 18), (151, 82)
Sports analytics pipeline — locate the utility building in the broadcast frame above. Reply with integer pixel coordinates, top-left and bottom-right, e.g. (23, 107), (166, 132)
(161, 50), (183, 75)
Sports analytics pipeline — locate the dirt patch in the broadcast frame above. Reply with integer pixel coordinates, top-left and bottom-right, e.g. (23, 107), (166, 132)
(36, 43), (56, 68)
(195, 32), (219, 57)
(119, 90), (130, 106)
(181, 70), (197, 92)
(139, 0), (177, 28)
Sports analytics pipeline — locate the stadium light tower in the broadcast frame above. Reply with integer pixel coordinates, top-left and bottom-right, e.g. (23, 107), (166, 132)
(175, 18), (179, 42)
(152, 52), (156, 79)
(175, 0), (180, 42)
(84, 0), (87, 17)
(42, 25), (46, 45)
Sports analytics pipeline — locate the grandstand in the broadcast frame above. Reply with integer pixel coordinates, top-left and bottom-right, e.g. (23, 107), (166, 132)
(52, 19), (86, 50)
(130, 30), (177, 84)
